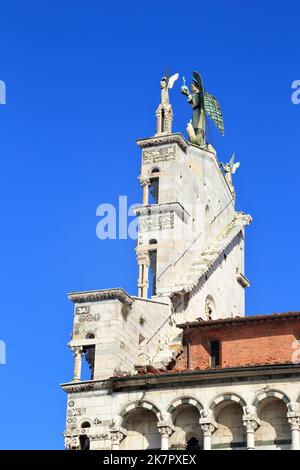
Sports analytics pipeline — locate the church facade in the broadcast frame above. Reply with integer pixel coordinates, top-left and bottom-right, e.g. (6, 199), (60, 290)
(61, 73), (300, 451)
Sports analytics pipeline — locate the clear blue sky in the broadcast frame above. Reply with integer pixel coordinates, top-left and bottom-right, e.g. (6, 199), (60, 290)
(0, 0), (299, 449)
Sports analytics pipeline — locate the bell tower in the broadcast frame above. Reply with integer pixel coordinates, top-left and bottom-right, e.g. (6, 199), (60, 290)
(135, 73), (251, 321)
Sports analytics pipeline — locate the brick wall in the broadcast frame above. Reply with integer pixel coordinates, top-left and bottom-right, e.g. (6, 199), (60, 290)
(178, 318), (300, 370)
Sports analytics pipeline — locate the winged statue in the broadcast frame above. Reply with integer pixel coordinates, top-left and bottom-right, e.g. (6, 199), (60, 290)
(181, 71), (224, 146)
(160, 72), (179, 106)
(156, 71), (179, 135)
(220, 153), (240, 198)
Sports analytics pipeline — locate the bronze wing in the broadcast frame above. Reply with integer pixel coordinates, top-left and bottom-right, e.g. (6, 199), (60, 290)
(204, 92), (225, 136)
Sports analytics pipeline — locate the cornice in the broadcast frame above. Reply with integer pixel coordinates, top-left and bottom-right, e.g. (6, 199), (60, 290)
(112, 363), (300, 391)
(68, 288), (133, 306)
(61, 379), (112, 394)
(136, 133), (189, 152)
(134, 201), (190, 218)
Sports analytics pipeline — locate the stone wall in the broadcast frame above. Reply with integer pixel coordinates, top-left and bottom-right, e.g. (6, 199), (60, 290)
(62, 372), (300, 450)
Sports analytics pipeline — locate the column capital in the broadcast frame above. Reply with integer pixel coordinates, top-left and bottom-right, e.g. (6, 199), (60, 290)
(139, 177), (151, 187)
(201, 423), (217, 436)
(157, 423), (173, 438)
(288, 415), (300, 431)
(243, 419), (259, 433)
(110, 429), (126, 444)
(242, 405), (260, 431)
(70, 345), (83, 355)
(64, 435), (80, 450)
(200, 409), (217, 435)
(136, 251), (150, 266)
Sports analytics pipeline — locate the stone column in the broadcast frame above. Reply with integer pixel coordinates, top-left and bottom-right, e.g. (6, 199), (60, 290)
(137, 252), (150, 298)
(244, 420), (258, 450)
(200, 409), (217, 451)
(287, 404), (300, 450)
(157, 424), (173, 450)
(200, 424), (216, 450)
(243, 406), (260, 450)
(289, 418), (300, 450)
(71, 346), (83, 381)
(140, 179), (150, 206)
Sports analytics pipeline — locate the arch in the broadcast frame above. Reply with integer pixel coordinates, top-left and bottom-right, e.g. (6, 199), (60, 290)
(167, 396), (203, 415)
(254, 391), (291, 449)
(209, 393), (246, 411)
(80, 420), (91, 428)
(85, 332), (95, 339)
(119, 400), (161, 421)
(120, 401), (161, 450)
(149, 166), (160, 175)
(78, 418), (92, 429)
(252, 389), (290, 408)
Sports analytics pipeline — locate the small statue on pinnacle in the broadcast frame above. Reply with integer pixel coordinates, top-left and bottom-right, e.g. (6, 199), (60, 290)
(155, 71), (179, 136)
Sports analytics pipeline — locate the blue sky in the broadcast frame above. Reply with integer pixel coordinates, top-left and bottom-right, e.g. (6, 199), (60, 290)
(0, 0), (299, 449)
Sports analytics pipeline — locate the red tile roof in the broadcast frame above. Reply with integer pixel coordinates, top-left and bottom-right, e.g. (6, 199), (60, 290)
(177, 311), (300, 329)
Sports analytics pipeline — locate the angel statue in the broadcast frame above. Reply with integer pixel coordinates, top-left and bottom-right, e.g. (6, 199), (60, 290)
(220, 153), (240, 198)
(156, 72), (179, 135)
(181, 71), (224, 147)
(160, 72), (179, 105)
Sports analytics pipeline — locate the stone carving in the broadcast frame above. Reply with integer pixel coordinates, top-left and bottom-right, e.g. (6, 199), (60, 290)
(157, 425), (173, 437)
(76, 305), (90, 315)
(199, 408), (217, 434)
(288, 402), (298, 413)
(78, 313), (100, 323)
(242, 405), (260, 432)
(200, 423), (216, 435)
(220, 153), (240, 199)
(67, 407), (86, 417)
(287, 402), (300, 431)
(143, 145), (176, 164)
(137, 134), (188, 152)
(64, 435), (80, 450)
(139, 213), (174, 232)
(89, 432), (110, 441)
(61, 380), (111, 394)
(93, 417), (102, 426)
(205, 296), (214, 320)
(64, 427), (90, 437)
(136, 251), (150, 266)
(66, 417), (77, 425)
(69, 288), (133, 306)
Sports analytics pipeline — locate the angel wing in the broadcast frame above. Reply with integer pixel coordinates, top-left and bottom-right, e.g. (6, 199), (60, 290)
(204, 92), (225, 136)
(168, 73), (179, 89)
(229, 153), (236, 167)
(192, 71), (204, 93)
(231, 162), (240, 174)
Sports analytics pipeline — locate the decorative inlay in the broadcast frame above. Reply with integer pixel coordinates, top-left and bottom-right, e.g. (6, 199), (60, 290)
(139, 213), (174, 232)
(143, 145), (176, 164)
(67, 407), (86, 417)
(78, 313), (101, 323)
(76, 305), (90, 315)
